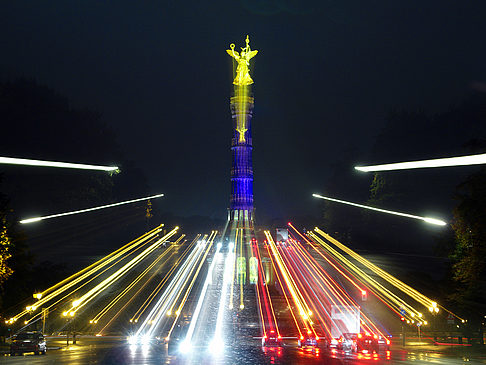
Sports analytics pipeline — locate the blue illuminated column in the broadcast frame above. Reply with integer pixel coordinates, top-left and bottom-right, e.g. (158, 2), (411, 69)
(229, 85), (254, 226)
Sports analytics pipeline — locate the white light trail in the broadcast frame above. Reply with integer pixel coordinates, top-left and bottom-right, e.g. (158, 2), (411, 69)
(312, 194), (447, 226)
(210, 241), (235, 354)
(0, 156), (118, 172)
(182, 242), (222, 353)
(20, 193), (164, 224)
(354, 153), (486, 172)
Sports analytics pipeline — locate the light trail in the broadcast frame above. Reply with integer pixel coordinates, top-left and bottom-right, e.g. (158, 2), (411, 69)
(182, 241), (223, 349)
(355, 152), (486, 172)
(14, 226), (164, 322)
(308, 231), (424, 321)
(314, 228), (466, 321)
(0, 156), (118, 172)
(264, 241), (303, 339)
(98, 248), (179, 334)
(253, 239), (280, 339)
(264, 231), (315, 332)
(91, 245), (175, 325)
(136, 235), (209, 339)
(130, 235), (201, 323)
(166, 231), (217, 341)
(210, 239), (236, 354)
(312, 193), (446, 226)
(20, 193), (165, 224)
(68, 227), (179, 315)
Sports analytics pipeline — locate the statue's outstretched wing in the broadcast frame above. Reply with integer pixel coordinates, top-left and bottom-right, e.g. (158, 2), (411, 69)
(246, 50), (258, 60)
(227, 49), (239, 59)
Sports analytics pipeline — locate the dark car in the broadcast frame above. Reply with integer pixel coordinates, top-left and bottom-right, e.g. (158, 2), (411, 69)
(262, 330), (282, 347)
(10, 332), (47, 356)
(298, 330), (319, 348)
(338, 332), (379, 353)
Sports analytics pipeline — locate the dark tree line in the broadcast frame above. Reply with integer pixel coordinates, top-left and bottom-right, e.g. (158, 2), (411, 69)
(0, 79), (151, 312)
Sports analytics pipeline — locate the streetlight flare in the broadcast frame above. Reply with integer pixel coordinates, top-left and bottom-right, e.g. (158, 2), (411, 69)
(312, 194), (447, 226)
(354, 153), (486, 172)
(20, 193), (165, 224)
(0, 156), (119, 172)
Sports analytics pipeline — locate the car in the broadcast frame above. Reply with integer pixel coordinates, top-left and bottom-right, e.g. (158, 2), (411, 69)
(10, 331), (47, 356)
(338, 332), (358, 352)
(262, 330), (282, 347)
(377, 335), (391, 351)
(298, 330), (319, 348)
(338, 332), (379, 353)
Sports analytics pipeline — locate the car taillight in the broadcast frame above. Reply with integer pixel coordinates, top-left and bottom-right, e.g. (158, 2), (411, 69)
(277, 335), (281, 340)
(300, 336), (304, 340)
(358, 333), (362, 338)
(386, 339), (390, 345)
(315, 336), (319, 340)
(374, 334), (378, 339)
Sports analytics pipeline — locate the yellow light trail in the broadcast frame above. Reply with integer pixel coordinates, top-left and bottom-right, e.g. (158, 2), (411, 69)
(91, 245), (175, 324)
(20, 193), (164, 224)
(309, 231), (422, 321)
(167, 232), (217, 316)
(69, 227), (179, 314)
(166, 231), (217, 340)
(0, 156), (118, 172)
(97, 248), (179, 334)
(313, 194), (446, 226)
(25, 235), (162, 326)
(130, 235), (201, 323)
(264, 239), (303, 339)
(355, 152), (486, 172)
(15, 226), (163, 321)
(138, 236), (209, 338)
(264, 231), (315, 332)
(315, 228), (436, 309)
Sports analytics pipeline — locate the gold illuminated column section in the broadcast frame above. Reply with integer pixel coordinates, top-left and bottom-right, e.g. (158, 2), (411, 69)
(227, 36), (258, 227)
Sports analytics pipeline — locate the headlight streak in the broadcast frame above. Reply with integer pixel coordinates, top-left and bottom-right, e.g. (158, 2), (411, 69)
(308, 231), (422, 321)
(0, 156), (119, 172)
(239, 228), (245, 311)
(313, 228), (466, 322)
(91, 245), (175, 326)
(166, 231), (217, 341)
(312, 194), (447, 226)
(68, 227), (179, 315)
(98, 248), (179, 334)
(136, 235), (208, 339)
(15, 226), (164, 321)
(210, 239), (236, 354)
(182, 241), (223, 350)
(287, 236), (383, 337)
(20, 193), (165, 224)
(354, 152), (486, 172)
(315, 228), (436, 309)
(166, 232), (217, 320)
(130, 234), (201, 323)
(229, 229), (239, 310)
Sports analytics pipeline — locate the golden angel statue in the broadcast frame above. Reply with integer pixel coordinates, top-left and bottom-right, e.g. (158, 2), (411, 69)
(226, 35), (258, 86)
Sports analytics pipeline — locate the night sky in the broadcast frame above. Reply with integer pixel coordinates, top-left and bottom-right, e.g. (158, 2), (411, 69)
(1, 0), (486, 223)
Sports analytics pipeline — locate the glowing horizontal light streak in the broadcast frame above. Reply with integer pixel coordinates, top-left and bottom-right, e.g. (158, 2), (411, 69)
(355, 153), (486, 172)
(312, 194), (446, 226)
(0, 156), (118, 172)
(20, 193), (164, 224)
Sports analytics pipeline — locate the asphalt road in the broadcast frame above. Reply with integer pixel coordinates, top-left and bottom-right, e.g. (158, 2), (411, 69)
(0, 337), (484, 364)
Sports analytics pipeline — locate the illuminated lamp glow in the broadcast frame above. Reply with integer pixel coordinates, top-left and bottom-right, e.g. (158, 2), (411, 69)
(355, 153), (486, 172)
(0, 156), (119, 172)
(312, 194), (446, 226)
(20, 193), (164, 224)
